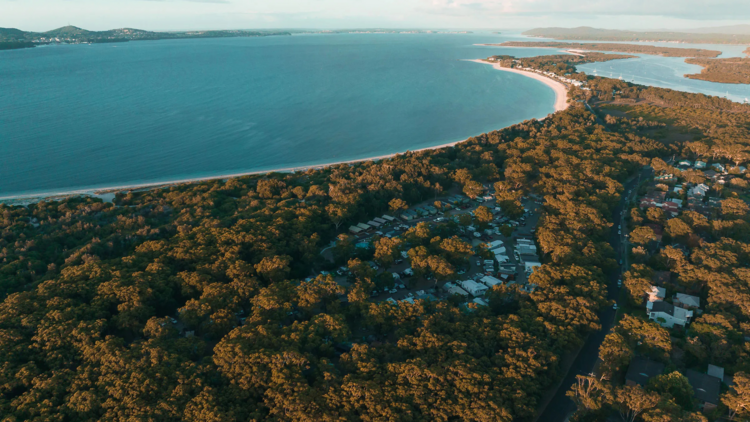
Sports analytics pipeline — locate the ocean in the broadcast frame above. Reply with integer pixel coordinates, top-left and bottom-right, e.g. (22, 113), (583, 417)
(3, 33), (749, 199)
(1, 33), (556, 198)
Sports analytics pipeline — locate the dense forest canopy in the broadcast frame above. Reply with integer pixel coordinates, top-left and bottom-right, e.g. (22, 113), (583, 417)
(685, 57), (750, 84)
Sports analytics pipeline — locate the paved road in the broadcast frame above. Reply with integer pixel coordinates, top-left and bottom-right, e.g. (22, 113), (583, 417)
(537, 166), (652, 422)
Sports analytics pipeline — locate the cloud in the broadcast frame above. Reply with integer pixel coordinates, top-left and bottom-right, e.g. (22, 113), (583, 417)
(142, 0), (231, 4)
(420, 0), (750, 20)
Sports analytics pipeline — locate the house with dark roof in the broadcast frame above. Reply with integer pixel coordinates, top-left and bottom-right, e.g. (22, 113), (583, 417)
(685, 369), (721, 412)
(707, 364), (724, 381)
(625, 358), (665, 387)
(649, 301), (693, 328)
(703, 169), (718, 181)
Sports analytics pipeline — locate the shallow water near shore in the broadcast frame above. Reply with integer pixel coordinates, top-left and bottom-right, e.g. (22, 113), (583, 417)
(1, 33), (558, 198)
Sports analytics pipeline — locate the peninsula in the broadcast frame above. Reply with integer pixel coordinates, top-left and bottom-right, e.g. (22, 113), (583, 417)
(523, 26), (750, 44)
(489, 41), (721, 58)
(486, 40), (750, 85)
(0, 25), (291, 50)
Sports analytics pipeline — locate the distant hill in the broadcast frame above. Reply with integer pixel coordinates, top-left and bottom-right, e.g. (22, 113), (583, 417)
(523, 26), (750, 44)
(44, 25), (97, 37)
(683, 24), (750, 35)
(0, 25), (291, 50)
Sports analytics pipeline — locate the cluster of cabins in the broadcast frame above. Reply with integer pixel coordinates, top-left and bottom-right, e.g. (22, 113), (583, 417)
(348, 215), (396, 235)
(400, 196), (471, 221)
(626, 358), (728, 412)
(678, 159), (747, 176)
(348, 195), (476, 233)
(486, 238), (541, 274)
(385, 289), (439, 307)
(642, 158), (746, 217)
(515, 238), (542, 274)
(442, 274), (512, 306)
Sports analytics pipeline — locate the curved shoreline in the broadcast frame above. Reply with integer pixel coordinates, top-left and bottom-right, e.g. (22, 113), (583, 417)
(1, 141), (464, 204)
(2, 60), (568, 205)
(468, 59), (570, 112)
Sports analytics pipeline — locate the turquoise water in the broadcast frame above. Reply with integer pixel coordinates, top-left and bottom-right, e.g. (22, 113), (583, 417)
(0, 33), (557, 198)
(577, 54), (750, 103)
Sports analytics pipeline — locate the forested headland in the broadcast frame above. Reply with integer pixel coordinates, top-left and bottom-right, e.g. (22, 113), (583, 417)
(1, 50), (749, 421)
(523, 26), (750, 44)
(495, 41), (721, 58)
(0, 25), (291, 50)
(685, 57), (750, 84)
(492, 41), (750, 85)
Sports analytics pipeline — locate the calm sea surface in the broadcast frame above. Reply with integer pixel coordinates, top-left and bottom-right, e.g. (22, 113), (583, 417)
(3, 33), (749, 198)
(1, 33), (557, 198)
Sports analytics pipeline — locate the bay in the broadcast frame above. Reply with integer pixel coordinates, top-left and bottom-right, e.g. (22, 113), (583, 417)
(0, 33), (557, 198)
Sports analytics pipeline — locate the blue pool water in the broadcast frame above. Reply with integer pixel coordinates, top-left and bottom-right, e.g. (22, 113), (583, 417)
(0, 33), (556, 198)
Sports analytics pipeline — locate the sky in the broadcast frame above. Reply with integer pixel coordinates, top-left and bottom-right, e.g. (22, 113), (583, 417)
(2, 0), (749, 32)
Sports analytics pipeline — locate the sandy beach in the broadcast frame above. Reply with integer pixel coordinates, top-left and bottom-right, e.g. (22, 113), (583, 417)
(468, 59), (570, 112)
(2, 60), (568, 205)
(0, 140), (462, 204)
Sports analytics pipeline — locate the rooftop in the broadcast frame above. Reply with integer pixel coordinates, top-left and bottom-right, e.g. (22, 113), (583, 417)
(625, 358), (664, 386)
(686, 369), (721, 405)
